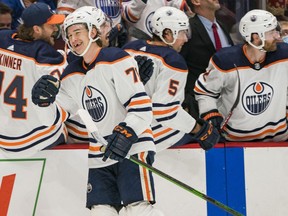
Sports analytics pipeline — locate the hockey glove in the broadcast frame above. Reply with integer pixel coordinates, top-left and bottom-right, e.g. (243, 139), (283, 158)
(102, 123), (138, 162)
(109, 22), (128, 47)
(201, 109), (223, 131)
(201, 109), (225, 142)
(191, 119), (220, 150)
(109, 23), (123, 45)
(134, 55), (154, 85)
(31, 75), (60, 107)
(117, 27), (128, 48)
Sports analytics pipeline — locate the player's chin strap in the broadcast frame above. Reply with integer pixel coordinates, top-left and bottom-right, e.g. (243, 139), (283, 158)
(161, 36), (175, 46)
(77, 109), (244, 216)
(247, 40), (267, 52)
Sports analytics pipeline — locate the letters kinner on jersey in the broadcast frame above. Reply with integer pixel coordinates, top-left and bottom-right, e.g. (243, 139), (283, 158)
(0, 53), (22, 70)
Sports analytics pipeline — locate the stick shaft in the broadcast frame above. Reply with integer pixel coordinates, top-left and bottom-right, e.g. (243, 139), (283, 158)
(129, 156), (243, 216)
(77, 109), (243, 216)
(220, 64), (241, 132)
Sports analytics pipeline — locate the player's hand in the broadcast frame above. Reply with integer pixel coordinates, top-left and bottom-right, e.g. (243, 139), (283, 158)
(134, 55), (154, 85)
(117, 26), (128, 48)
(109, 23), (123, 45)
(102, 123), (138, 162)
(201, 109), (225, 142)
(191, 119), (220, 150)
(109, 22), (128, 48)
(31, 75), (60, 107)
(201, 109), (223, 130)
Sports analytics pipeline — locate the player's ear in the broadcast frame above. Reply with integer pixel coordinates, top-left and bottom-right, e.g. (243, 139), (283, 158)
(33, 25), (41, 34)
(163, 29), (173, 42)
(191, 0), (200, 6)
(90, 27), (98, 39)
(32, 25), (42, 40)
(251, 33), (260, 44)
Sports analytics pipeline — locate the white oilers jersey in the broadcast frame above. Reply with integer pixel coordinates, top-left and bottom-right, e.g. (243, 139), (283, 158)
(57, 0), (121, 26)
(122, 0), (187, 40)
(61, 47), (155, 168)
(57, 67), (90, 143)
(195, 44), (288, 142)
(123, 40), (196, 151)
(0, 30), (68, 158)
(63, 109), (90, 143)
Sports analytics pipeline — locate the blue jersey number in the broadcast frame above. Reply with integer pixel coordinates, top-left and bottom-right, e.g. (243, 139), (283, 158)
(0, 71), (27, 119)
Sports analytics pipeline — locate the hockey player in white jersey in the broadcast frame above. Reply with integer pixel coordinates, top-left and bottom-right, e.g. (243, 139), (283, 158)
(57, 0), (127, 47)
(0, 2), (68, 158)
(32, 6), (164, 216)
(57, 0), (122, 25)
(194, 9), (288, 141)
(123, 6), (220, 151)
(122, 0), (189, 41)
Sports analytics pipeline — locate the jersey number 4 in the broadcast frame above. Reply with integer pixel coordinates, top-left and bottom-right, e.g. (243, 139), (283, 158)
(0, 71), (27, 119)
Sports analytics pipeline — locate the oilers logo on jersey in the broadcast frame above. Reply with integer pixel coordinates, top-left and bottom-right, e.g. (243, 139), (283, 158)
(82, 86), (107, 122)
(242, 82), (273, 115)
(95, 0), (120, 19)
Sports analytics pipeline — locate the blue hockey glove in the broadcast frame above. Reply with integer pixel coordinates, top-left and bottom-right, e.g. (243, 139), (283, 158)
(201, 109), (223, 130)
(201, 109), (225, 142)
(134, 55), (154, 85)
(117, 27), (128, 48)
(109, 23), (123, 44)
(109, 22), (128, 47)
(31, 75), (60, 107)
(102, 123), (138, 162)
(191, 119), (220, 150)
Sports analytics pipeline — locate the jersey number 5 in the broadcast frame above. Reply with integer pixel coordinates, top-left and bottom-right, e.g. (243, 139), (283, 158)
(168, 79), (179, 96)
(0, 71), (27, 119)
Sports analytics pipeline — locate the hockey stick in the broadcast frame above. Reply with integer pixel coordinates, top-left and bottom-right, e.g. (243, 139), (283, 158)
(77, 109), (243, 216)
(128, 26), (152, 40)
(220, 64), (241, 132)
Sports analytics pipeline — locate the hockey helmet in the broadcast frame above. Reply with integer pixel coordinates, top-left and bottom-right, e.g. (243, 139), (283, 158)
(239, 9), (279, 50)
(150, 6), (189, 45)
(63, 6), (111, 56)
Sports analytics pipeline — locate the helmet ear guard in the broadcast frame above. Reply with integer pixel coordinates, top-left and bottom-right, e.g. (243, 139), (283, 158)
(150, 6), (189, 45)
(239, 9), (278, 51)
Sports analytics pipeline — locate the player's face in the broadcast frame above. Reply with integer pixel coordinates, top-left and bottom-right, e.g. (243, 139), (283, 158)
(0, 13), (12, 30)
(39, 24), (59, 46)
(263, 29), (281, 52)
(67, 24), (90, 55)
(171, 30), (189, 52)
